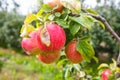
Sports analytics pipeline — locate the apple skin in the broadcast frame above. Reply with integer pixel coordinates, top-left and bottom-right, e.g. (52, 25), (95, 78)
(38, 51), (60, 64)
(37, 23), (66, 52)
(65, 41), (83, 63)
(47, 0), (63, 13)
(102, 69), (112, 80)
(21, 31), (41, 55)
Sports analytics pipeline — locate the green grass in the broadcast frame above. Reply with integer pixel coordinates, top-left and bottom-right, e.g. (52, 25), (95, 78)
(0, 49), (62, 80)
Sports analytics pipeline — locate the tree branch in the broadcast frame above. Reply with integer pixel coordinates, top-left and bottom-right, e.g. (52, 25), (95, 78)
(82, 9), (120, 79)
(82, 9), (120, 44)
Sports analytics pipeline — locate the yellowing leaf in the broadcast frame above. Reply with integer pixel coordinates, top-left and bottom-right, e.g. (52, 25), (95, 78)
(60, 0), (81, 14)
(95, 20), (105, 29)
(98, 63), (109, 70)
(24, 14), (37, 24)
(86, 8), (98, 15)
(20, 24), (35, 37)
(36, 9), (44, 16)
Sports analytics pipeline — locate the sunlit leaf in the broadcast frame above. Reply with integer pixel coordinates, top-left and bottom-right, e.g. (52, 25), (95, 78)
(20, 24), (35, 37)
(98, 63), (109, 70)
(56, 19), (69, 28)
(110, 59), (117, 71)
(60, 0), (81, 14)
(41, 4), (52, 12)
(69, 14), (95, 30)
(69, 22), (81, 35)
(36, 21), (42, 28)
(36, 9), (44, 16)
(80, 36), (91, 41)
(86, 8), (98, 15)
(65, 68), (69, 78)
(48, 14), (55, 21)
(55, 12), (61, 17)
(95, 20), (105, 29)
(76, 40), (95, 62)
(24, 14), (37, 24)
(73, 64), (81, 72)
(57, 59), (67, 68)
(93, 56), (99, 63)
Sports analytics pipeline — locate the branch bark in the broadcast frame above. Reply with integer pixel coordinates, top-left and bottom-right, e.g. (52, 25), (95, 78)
(82, 9), (120, 44)
(82, 9), (120, 79)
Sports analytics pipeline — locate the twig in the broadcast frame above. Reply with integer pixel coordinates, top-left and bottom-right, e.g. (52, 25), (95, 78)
(82, 9), (120, 44)
(82, 9), (120, 79)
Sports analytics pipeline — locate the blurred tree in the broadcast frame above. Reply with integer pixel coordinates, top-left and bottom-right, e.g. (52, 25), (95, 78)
(0, 0), (24, 51)
(90, 0), (120, 62)
(0, 0), (19, 12)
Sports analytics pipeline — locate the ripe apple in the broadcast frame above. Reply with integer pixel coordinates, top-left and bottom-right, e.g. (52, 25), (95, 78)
(47, 0), (63, 12)
(38, 51), (60, 64)
(21, 31), (41, 55)
(102, 69), (112, 80)
(65, 41), (83, 63)
(37, 23), (66, 52)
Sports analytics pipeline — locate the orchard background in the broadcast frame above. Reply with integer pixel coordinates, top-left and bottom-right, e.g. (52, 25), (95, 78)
(0, 0), (120, 80)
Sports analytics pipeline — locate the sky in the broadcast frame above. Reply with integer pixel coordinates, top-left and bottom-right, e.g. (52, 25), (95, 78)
(10, 0), (119, 15)
(10, 0), (97, 15)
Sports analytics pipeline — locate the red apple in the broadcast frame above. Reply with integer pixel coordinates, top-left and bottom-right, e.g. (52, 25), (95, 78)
(38, 51), (60, 64)
(102, 69), (112, 80)
(21, 31), (41, 55)
(37, 23), (66, 52)
(65, 41), (83, 63)
(47, 0), (63, 13)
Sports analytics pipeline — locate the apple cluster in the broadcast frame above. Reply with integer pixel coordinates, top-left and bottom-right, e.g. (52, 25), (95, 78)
(21, 23), (66, 64)
(21, 0), (83, 64)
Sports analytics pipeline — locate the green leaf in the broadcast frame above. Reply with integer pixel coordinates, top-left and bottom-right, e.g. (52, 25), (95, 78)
(93, 56), (99, 63)
(80, 36), (91, 41)
(24, 14), (37, 24)
(73, 64), (81, 72)
(41, 4), (52, 12)
(36, 9), (44, 17)
(57, 59), (67, 68)
(69, 22), (81, 35)
(20, 24), (35, 37)
(48, 14), (55, 21)
(55, 12), (61, 17)
(55, 19), (69, 28)
(95, 20), (105, 29)
(86, 8), (98, 15)
(69, 14), (95, 30)
(36, 21), (42, 28)
(60, 0), (81, 14)
(65, 68), (69, 78)
(110, 59), (117, 71)
(98, 63), (109, 70)
(76, 40), (95, 62)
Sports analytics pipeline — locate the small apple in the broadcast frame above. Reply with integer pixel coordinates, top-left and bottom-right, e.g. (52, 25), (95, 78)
(21, 31), (41, 55)
(38, 51), (60, 64)
(102, 69), (112, 80)
(37, 23), (66, 52)
(47, 0), (63, 13)
(65, 41), (83, 63)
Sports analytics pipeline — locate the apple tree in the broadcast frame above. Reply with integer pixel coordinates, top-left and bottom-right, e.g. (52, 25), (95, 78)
(20, 0), (120, 79)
